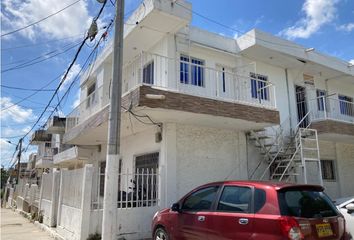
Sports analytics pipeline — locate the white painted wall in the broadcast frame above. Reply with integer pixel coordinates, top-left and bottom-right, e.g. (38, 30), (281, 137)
(175, 124), (248, 199)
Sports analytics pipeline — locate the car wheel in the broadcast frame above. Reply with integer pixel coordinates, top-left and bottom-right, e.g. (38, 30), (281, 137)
(154, 227), (169, 240)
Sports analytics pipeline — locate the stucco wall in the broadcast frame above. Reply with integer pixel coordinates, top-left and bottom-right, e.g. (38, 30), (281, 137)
(175, 124), (247, 199)
(336, 143), (354, 198)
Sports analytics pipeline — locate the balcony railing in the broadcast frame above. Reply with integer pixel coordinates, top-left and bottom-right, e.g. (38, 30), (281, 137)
(66, 86), (104, 131)
(123, 52), (276, 108)
(309, 96), (354, 123)
(66, 52), (277, 131)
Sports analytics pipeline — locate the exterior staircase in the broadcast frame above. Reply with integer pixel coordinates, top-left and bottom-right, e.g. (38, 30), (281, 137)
(248, 112), (323, 185)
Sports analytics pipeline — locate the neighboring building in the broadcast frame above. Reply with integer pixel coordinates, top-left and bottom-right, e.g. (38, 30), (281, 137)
(28, 0), (354, 239)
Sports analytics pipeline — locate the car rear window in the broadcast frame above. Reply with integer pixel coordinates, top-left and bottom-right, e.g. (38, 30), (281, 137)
(278, 189), (339, 218)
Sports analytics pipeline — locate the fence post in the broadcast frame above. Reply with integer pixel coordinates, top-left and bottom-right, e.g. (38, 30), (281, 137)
(49, 169), (60, 227)
(56, 169), (64, 229)
(79, 164), (93, 240)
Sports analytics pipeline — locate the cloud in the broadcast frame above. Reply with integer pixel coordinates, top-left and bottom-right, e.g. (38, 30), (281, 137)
(72, 90), (81, 109)
(1, 126), (31, 138)
(350, 59), (354, 64)
(1, 0), (92, 41)
(280, 0), (339, 39)
(0, 139), (17, 167)
(337, 23), (354, 32)
(0, 97), (35, 123)
(59, 63), (81, 91)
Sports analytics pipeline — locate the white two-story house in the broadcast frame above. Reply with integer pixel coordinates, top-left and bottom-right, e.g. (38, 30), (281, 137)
(31, 0), (354, 239)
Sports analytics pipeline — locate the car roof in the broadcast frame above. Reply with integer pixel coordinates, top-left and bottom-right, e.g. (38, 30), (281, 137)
(200, 180), (324, 191)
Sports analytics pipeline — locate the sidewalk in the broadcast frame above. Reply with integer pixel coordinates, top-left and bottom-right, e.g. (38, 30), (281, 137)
(1, 208), (54, 240)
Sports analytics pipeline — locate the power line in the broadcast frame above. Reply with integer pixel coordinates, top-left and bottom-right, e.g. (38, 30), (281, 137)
(173, 0), (304, 50)
(1, 0), (82, 37)
(1, 34), (84, 51)
(2, 42), (82, 73)
(1, 90), (54, 107)
(2, 41), (80, 67)
(20, 1), (108, 141)
(1, 74), (63, 112)
(1, 85), (56, 92)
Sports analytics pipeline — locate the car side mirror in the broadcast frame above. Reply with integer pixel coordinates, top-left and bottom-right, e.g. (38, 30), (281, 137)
(346, 203), (354, 213)
(171, 203), (181, 212)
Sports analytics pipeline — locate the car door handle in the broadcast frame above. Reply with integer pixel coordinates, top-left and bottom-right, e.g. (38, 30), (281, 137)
(238, 218), (249, 225)
(198, 216), (205, 222)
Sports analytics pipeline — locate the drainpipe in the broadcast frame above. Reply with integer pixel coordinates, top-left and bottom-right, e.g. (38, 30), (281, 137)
(285, 69), (292, 132)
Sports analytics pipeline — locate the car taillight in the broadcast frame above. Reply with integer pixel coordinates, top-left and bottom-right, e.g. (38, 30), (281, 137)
(279, 217), (304, 240)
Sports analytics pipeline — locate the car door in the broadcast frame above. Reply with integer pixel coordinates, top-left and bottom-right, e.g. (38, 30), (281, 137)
(206, 184), (254, 240)
(176, 185), (220, 240)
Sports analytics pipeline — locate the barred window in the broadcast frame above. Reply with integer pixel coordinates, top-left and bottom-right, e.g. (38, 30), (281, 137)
(250, 72), (269, 100)
(321, 160), (335, 181)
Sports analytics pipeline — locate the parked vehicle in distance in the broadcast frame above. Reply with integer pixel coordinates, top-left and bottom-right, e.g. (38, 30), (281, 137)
(335, 197), (354, 239)
(152, 181), (346, 240)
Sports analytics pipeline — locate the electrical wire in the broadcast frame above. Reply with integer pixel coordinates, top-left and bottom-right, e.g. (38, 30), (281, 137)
(1, 0), (82, 37)
(2, 42), (82, 73)
(1, 34), (84, 51)
(1, 85), (56, 92)
(20, 2), (108, 143)
(173, 0), (305, 50)
(1, 74), (63, 112)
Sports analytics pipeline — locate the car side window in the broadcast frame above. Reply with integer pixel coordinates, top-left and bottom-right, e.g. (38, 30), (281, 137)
(217, 186), (252, 213)
(181, 186), (219, 211)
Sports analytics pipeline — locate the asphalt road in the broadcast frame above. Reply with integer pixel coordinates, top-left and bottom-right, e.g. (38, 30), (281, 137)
(1, 208), (54, 240)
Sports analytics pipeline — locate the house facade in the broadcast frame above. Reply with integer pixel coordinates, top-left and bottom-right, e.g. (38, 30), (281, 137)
(9, 0), (353, 239)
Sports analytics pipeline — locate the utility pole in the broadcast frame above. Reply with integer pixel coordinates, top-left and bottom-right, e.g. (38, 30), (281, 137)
(16, 138), (23, 183)
(102, 0), (124, 239)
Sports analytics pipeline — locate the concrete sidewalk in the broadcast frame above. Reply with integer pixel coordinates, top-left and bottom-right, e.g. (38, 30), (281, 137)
(1, 208), (54, 240)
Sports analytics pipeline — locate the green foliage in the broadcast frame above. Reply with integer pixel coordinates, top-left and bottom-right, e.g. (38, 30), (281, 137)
(1, 168), (10, 189)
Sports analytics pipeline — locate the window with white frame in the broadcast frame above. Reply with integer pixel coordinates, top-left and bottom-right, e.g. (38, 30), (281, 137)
(316, 89), (327, 111)
(143, 61), (154, 84)
(250, 72), (269, 100)
(321, 160), (335, 181)
(338, 95), (354, 116)
(180, 55), (204, 87)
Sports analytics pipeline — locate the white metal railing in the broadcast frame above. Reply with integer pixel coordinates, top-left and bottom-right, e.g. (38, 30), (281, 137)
(309, 96), (354, 123)
(92, 168), (160, 210)
(67, 52), (277, 131)
(66, 86), (104, 131)
(123, 52), (276, 108)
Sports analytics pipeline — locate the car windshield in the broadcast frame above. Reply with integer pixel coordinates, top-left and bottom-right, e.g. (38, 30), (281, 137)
(278, 189), (339, 218)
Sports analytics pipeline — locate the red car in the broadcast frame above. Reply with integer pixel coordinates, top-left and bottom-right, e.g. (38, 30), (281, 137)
(152, 181), (346, 240)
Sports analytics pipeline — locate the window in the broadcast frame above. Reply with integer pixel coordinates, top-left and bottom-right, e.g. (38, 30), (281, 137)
(338, 95), (354, 116)
(254, 188), (266, 213)
(250, 72), (269, 100)
(182, 186), (219, 211)
(278, 189), (338, 218)
(143, 61), (154, 84)
(321, 160), (336, 180)
(86, 83), (96, 108)
(217, 186), (252, 213)
(316, 89), (327, 111)
(135, 152), (159, 205)
(180, 55), (204, 87)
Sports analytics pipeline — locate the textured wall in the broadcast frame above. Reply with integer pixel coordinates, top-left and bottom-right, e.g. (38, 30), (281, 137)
(175, 124), (247, 199)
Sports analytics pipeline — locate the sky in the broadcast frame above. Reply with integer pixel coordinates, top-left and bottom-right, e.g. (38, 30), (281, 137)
(1, 0), (354, 168)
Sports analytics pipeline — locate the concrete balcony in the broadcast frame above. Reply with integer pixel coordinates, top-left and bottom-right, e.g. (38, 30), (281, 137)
(53, 146), (91, 167)
(63, 52), (279, 145)
(35, 149), (57, 168)
(46, 116), (66, 134)
(31, 130), (51, 145)
(309, 96), (354, 143)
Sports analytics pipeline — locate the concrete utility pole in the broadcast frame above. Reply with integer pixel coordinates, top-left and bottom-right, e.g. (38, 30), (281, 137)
(16, 138), (23, 182)
(102, 0), (124, 239)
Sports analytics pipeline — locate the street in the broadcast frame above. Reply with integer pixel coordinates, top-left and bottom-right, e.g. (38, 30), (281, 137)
(0, 208), (53, 240)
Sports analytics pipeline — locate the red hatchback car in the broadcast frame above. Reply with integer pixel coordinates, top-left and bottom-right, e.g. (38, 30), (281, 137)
(152, 181), (347, 240)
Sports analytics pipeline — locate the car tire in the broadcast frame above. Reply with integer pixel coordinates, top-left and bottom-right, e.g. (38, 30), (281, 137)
(154, 227), (169, 240)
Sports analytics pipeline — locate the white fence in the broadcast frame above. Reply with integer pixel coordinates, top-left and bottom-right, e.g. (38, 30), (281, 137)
(309, 96), (354, 123)
(60, 168), (84, 208)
